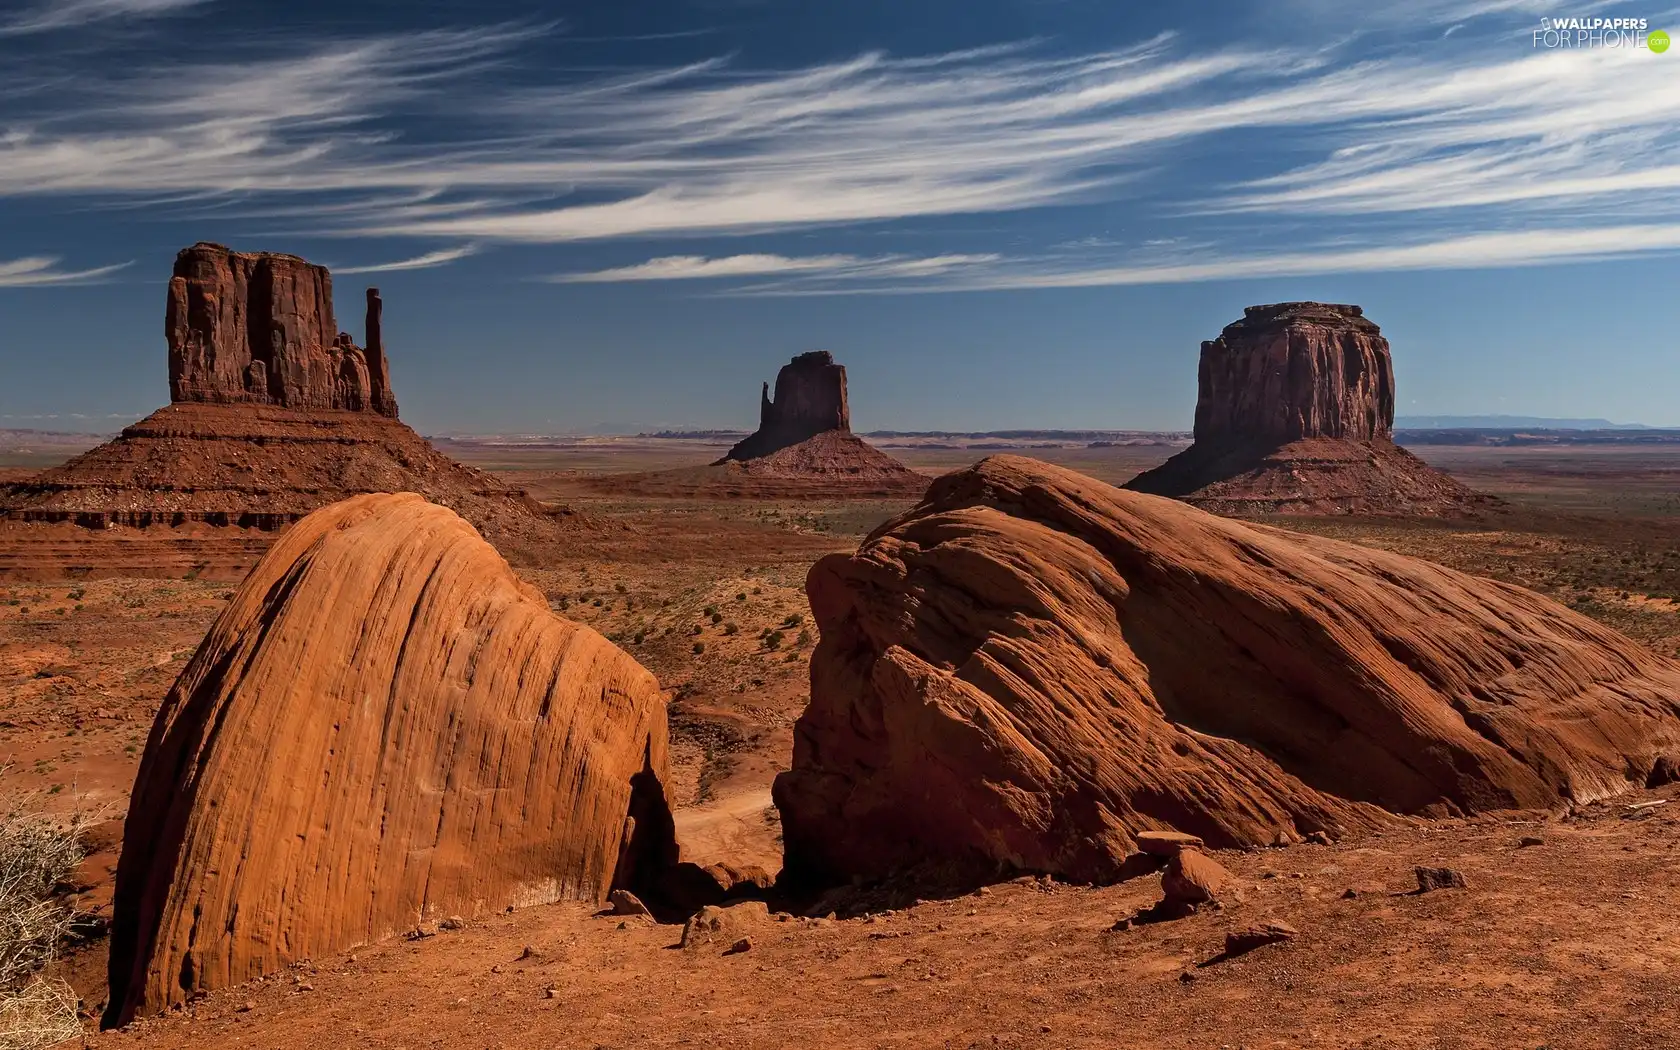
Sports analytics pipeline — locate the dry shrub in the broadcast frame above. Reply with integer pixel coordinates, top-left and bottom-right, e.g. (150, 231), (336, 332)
(0, 978), (80, 1050)
(1, 791), (96, 1050)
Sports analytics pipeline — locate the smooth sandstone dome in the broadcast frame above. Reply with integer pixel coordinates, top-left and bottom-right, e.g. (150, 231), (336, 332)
(105, 494), (676, 1024)
(774, 456), (1680, 887)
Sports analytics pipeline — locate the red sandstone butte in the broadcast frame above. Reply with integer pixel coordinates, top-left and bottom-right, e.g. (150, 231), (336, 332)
(166, 242), (397, 417)
(722, 351), (852, 461)
(0, 244), (574, 555)
(1127, 302), (1482, 515)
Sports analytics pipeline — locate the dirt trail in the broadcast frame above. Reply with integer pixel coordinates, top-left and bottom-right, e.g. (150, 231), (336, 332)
(673, 786), (779, 873)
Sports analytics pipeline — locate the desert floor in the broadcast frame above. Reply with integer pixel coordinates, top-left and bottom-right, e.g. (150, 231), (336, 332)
(3, 436), (1680, 1049)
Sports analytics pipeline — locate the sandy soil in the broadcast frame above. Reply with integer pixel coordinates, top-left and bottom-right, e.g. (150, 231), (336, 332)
(81, 792), (1680, 1049)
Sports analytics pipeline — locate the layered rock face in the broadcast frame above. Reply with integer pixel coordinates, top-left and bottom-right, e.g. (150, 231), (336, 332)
(1128, 303), (1479, 514)
(166, 243), (398, 417)
(774, 456), (1680, 888)
(724, 351), (850, 461)
(1, 245), (570, 557)
(1193, 302), (1393, 445)
(105, 495), (675, 1023)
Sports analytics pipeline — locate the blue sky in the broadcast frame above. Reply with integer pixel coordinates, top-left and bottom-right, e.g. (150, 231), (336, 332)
(2, 0), (1678, 433)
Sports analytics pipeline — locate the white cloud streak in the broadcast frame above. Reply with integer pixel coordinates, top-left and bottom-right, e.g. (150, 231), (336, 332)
(0, 0), (207, 36)
(332, 245), (477, 274)
(551, 252), (999, 282)
(0, 256), (132, 286)
(3, 20), (1680, 285)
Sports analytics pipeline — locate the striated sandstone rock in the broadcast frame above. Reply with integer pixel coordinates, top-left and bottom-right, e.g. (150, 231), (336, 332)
(166, 242), (397, 417)
(104, 494), (675, 1023)
(1127, 303), (1480, 515)
(774, 456), (1680, 888)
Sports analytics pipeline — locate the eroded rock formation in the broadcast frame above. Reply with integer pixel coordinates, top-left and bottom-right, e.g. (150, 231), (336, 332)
(105, 494), (675, 1023)
(1194, 302), (1393, 445)
(774, 456), (1680, 888)
(694, 352), (924, 493)
(1, 245), (571, 556)
(1127, 302), (1480, 514)
(166, 242), (398, 417)
(724, 351), (850, 461)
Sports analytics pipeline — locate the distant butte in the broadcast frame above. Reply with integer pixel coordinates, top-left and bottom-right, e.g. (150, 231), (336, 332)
(0, 244), (577, 560)
(582, 350), (926, 498)
(722, 350), (851, 461)
(710, 351), (925, 489)
(1125, 302), (1488, 515)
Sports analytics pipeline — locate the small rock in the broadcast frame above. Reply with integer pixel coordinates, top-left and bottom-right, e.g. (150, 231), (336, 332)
(405, 921), (438, 940)
(490, 965), (503, 974)
(542, 986), (558, 999)
(236, 1002), (254, 1013)
(1518, 836), (1545, 848)
(1224, 920), (1300, 956)
(723, 937), (753, 955)
(608, 889), (652, 918)
(1135, 830), (1206, 857)
(1161, 849), (1233, 907)
(1306, 831), (1333, 846)
(294, 982), (313, 993)
(439, 915), (466, 931)
(1108, 917), (1133, 932)
(1414, 865), (1468, 892)
(518, 945), (539, 961)
(1340, 888), (1359, 900)
(1178, 970), (1198, 984)
(681, 900), (770, 950)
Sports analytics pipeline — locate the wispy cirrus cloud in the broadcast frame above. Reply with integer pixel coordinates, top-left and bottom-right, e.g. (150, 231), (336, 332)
(3, 18), (1680, 288)
(0, 0), (208, 36)
(333, 245), (478, 274)
(0, 256), (132, 287)
(551, 252), (999, 282)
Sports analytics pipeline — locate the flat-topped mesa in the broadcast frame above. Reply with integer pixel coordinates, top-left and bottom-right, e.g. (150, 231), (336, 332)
(1194, 302), (1393, 448)
(1125, 301), (1481, 515)
(724, 350), (850, 460)
(165, 243), (398, 417)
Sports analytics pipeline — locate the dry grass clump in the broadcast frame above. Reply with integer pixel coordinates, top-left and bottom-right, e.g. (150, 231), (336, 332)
(0, 790), (94, 1050)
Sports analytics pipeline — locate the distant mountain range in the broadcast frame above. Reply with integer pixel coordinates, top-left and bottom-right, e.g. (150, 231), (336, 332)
(1395, 415), (1652, 430)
